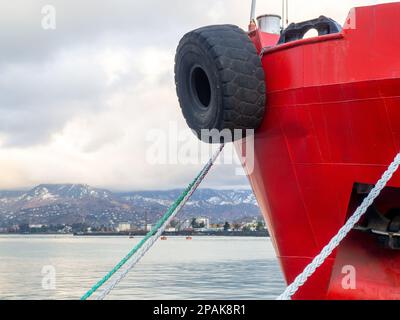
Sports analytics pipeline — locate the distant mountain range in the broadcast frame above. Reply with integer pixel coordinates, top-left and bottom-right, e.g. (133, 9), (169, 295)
(0, 184), (261, 227)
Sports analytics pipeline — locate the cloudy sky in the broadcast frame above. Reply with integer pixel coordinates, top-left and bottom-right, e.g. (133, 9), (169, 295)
(0, 0), (392, 191)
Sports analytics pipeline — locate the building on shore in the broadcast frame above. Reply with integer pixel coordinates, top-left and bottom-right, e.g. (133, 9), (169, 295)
(140, 224), (153, 232)
(116, 222), (133, 232)
(178, 219), (192, 230)
(194, 217), (210, 229)
(29, 224), (46, 229)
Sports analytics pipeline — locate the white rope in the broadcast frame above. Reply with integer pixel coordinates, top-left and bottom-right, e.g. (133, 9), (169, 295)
(94, 145), (224, 300)
(277, 152), (400, 300)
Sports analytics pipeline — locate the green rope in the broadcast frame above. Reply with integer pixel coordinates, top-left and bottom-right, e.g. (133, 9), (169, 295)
(80, 162), (208, 300)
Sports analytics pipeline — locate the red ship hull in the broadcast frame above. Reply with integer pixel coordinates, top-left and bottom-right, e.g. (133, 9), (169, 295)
(239, 3), (400, 299)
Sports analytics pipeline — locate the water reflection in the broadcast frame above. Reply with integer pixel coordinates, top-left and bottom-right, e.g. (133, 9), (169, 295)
(0, 235), (285, 300)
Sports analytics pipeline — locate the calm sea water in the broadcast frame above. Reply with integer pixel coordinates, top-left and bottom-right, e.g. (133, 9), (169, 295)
(0, 235), (285, 300)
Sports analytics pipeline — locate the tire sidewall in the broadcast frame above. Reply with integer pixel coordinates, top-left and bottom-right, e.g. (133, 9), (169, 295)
(176, 40), (223, 138)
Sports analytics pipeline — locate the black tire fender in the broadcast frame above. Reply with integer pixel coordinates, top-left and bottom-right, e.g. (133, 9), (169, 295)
(174, 24), (266, 143)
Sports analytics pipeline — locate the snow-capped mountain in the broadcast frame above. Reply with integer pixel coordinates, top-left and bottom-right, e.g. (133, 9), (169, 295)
(119, 189), (258, 206)
(0, 185), (261, 227)
(20, 184), (112, 201)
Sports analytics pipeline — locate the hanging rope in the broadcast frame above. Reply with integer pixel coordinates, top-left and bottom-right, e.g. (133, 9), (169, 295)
(81, 144), (224, 300)
(277, 152), (400, 300)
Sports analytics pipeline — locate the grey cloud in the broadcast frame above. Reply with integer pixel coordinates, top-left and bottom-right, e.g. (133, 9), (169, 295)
(0, 0), (389, 189)
(0, 49), (111, 145)
(0, 0), (250, 65)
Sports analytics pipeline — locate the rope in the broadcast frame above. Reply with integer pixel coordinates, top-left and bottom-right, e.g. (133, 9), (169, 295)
(80, 144), (224, 300)
(277, 152), (400, 300)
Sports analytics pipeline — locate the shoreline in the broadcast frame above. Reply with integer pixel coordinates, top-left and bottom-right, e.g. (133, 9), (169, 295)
(73, 230), (269, 237)
(0, 231), (269, 237)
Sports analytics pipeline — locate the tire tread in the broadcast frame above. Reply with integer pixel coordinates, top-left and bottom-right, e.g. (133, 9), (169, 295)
(175, 24), (266, 140)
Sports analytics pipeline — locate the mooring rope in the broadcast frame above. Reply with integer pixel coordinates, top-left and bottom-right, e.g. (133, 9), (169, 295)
(81, 144), (224, 300)
(277, 152), (400, 300)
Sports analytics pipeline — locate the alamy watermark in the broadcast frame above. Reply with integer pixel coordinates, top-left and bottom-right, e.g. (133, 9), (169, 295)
(41, 5), (56, 30)
(41, 265), (56, 290)
(341, 265), (356, 290)
(146, 122), (255, 175)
